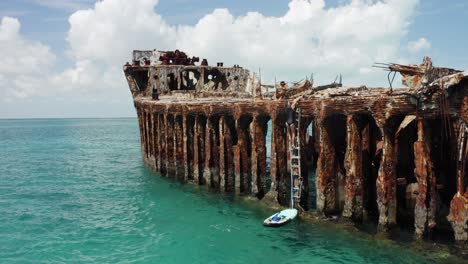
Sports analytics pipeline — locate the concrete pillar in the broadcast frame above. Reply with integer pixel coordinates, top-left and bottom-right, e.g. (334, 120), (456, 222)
(377, 125), (397, 230)
(316, 119), (337, 214)
(153, 113), (159, 170)
(234, 119), (242, 194)
(145, 111), (151, 161)
(252, 120), (268, 195)
(164, 114), (173, 177)
(250, 116), (259, 195)
(211, 119), (220, 188)
(266, 116), (278, 202)
(413, 118), (436, 238)
(235, 120), (250, 194)
(203, 117), (213, 186)
(137, 109), (145, 160)
(448, 122), (468, 242)
(141, 111), (148, 160)
(225, 118), (234, 192)
(182, 115), (189, 182)
(219, 116), (226, 192)
(343, 115), (364, 221)
(193, 116), (201, 184)
(276, 120), (287, 205)
(173, 116), (179, 179)
(266, 115), (287, 204)
(150, 112), (158, 168)
(157, 114), (165, 173)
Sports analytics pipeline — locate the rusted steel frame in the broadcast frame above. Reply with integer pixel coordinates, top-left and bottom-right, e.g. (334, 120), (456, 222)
(343, 115), (364, 221)
(413, 118), (436, 237)
(182, 114), (189, 182)
(315, 118), (337, 214)
(377, 125), (397, 230)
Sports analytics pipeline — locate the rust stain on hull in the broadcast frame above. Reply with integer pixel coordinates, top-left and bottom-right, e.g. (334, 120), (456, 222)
(125, 51), (468, 244)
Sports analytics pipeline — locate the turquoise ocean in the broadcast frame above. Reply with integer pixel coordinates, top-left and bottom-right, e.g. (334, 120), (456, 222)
(0, 118), (461, 263)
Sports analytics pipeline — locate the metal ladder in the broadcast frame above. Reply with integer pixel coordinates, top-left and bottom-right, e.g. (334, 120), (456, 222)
(289, 108), (303, 208)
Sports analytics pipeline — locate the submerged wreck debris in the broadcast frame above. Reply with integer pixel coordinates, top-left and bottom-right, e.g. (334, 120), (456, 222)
(124, 51), (468, 244)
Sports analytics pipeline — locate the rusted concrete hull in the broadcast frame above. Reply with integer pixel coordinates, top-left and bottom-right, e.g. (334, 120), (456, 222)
(125, 55), (468, 243)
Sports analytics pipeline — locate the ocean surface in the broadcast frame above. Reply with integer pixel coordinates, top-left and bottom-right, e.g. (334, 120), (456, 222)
(0, 118), (460, 263)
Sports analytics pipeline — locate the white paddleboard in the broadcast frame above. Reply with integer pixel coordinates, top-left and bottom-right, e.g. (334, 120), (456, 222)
(263, 208), (298, 227)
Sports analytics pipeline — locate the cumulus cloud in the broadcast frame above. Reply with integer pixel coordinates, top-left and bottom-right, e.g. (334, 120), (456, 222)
(407, 37), (431, 53)
(0, 17), (56, 99)
(176, 0), (418, 84)
(1, 0), (421, 106)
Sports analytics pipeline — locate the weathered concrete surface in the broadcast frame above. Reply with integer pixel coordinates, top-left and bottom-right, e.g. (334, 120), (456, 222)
(377, 125), (397, 230)
(413, 118), (437, 238)
(316, 120), (337, 214)
(125, 52), (468, 243)
(343, 115), (364, 221)
(448, 193), (468, 242)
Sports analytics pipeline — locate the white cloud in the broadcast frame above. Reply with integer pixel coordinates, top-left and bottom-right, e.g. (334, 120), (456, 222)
(176, 0), (418, 84)
(1, 0), (421, 108)
(407, 37), (431, 53)
(0, 17), (56, 99)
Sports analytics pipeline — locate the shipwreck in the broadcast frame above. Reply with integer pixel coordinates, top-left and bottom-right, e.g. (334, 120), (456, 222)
(124, 49), (468, 245)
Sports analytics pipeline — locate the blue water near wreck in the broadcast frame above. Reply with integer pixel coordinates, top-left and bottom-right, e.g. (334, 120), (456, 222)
(0, 118), (459, 263)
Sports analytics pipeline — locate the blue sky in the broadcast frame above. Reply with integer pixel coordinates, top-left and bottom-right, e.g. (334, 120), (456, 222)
(0, 0), (467, 118)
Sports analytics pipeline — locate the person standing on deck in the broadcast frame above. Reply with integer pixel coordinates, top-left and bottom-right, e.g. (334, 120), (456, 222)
(286, 96), (302, 146)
